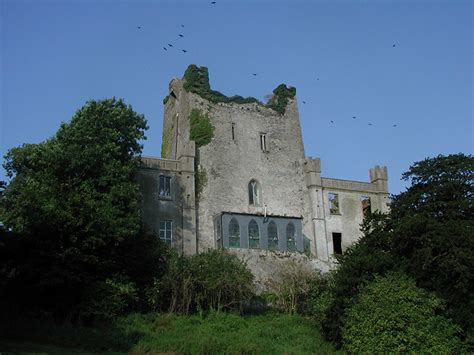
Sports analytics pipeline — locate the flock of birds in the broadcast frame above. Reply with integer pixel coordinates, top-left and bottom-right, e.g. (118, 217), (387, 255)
(136, 1), (399, 129)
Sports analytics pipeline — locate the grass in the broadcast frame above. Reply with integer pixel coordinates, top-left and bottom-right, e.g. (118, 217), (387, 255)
(1, 312), (336, 354)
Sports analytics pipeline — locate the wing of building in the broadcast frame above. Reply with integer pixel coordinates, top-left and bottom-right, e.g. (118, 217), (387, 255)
(136, 65), (389, 269)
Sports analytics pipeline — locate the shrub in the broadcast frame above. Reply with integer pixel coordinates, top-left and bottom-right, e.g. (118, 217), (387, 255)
(266, 84), (296, 114)
(265, 259), (318, 315)
(79, 275), (138, 322)
(342, 272), (463, 353)
(148, 249), (254, 314)
(189, 109), (215, 148)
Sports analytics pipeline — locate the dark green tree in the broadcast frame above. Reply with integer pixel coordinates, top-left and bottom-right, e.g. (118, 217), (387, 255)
(0, 98), (152, 317)
(322, 153), (474, 346)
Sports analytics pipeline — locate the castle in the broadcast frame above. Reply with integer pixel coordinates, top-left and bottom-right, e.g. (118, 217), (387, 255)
(136, 65), (389, 267)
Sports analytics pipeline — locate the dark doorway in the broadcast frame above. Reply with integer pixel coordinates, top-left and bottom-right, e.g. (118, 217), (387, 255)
(332, 232), (342, 255)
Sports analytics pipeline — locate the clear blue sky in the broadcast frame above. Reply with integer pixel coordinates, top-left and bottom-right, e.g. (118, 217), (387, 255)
(1, 0), (472, 194)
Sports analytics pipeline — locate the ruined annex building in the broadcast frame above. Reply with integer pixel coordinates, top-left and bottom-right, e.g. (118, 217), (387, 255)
(137, 65), (389, 268)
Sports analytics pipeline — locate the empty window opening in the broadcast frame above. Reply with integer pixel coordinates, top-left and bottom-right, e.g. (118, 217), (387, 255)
(170, 91), (177, 99)
(332, 232), (342, 255)
(286, 222), (297, 252)
(159, 220), (172, 245)
(248, 180), (261, 206)
(159, 175), (171, 198)
(328, 193), (340, 214)
(260, 133), (267, 151)
(267, 221), (278, 251)
(231, 123), (235, 140)
(229, 218), (240, 248)
(361, 196), (371, 218)
(248, 219), (260, 249)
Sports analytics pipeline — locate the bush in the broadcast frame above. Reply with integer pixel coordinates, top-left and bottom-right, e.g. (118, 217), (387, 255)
(189, 109), (215, 147)
(306, 273), (334, 324)
(265, 259), (319, 315)
(148, 249), (254, 314)
(342, 272), (463, 353)
(79, 276), (138, 322)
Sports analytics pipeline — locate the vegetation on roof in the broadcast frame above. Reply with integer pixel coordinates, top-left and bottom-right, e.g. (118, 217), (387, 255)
(182, 64), (296, 114)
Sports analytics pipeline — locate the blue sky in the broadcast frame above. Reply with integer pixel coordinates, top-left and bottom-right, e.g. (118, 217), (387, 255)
(1, 0), (472, 194)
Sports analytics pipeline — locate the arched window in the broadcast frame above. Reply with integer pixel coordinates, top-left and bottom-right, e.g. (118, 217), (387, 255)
(267, 221), (278, 251)
(229, 218), (240, 248)
(286, 222), (296, 252)
(248, 180), (261, 206)
(248, 219), (260, 249)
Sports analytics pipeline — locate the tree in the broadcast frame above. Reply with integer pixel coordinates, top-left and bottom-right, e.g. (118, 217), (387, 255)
(322, 153), (474, 346)
(0, 98), (149, 317)
(389, 153), (474, 330)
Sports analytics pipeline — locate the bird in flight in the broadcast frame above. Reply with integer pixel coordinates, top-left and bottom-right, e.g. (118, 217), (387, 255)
(392, 44), (396, 47)
(163, 47), (167, 51)
(330, 120), (334, 124)
(368, 123), (373, 126)
(352, 116), (356, 119)
(393, 124), (397, 127)
(317, 78), (320, 80)
(168, 44), (173, 47)
(182, 49), (187, 53)
(211, 1), (216, 3)
(137, 26), (141, 29)
(252, 73), (257, 76)
(181, 24), (185, 27)
(179, 34), (184, 37)
(302, 101), (306, 104)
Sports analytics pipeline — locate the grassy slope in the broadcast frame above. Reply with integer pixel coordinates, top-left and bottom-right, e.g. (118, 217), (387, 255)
(1, 312), (336, 354)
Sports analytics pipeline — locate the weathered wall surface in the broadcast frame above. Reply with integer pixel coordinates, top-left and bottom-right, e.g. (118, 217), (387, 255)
(228, 248), (332, 292)
(194, 98), (308, 252)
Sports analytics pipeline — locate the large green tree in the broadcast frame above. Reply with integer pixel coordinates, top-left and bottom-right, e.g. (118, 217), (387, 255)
(322, 153), (474, 346)
(0, 98), (152, 316)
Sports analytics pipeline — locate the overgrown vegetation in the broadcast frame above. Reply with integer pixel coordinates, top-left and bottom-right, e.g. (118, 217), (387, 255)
(319, 153), (474, 351)
(0, 312), (335, 354)
(162, 95), (169, 105)
(189, 108), (215, 147)
(342, 272), (463, 352)
(182, 64), (296, 114)
(147, 249), (254, 314)
(195, 164), (208, 200)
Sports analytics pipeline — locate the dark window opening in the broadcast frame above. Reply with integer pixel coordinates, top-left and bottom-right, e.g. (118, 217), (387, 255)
(170, 91), (177, 99)
(159, 175), (171, 198)
(332, 232), (342, 255)
(361, 196), (371, 218)
(232, 123), (235, 140)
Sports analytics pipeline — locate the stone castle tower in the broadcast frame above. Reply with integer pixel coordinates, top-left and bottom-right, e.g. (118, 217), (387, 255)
(137, 65), (389, 266)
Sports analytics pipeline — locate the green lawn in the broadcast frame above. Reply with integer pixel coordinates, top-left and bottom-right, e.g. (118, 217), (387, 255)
(1, 312), (336, 354)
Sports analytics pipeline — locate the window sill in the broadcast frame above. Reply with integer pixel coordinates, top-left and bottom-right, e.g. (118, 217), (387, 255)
(159, 196), (172, 201)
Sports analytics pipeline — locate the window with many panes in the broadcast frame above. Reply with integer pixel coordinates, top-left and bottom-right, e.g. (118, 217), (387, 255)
(159, 175), (171, 198)
(286, 222), (296, 252)
(248, 220), (260, 249)
(159, 220), (172, 245)
(229, 218), (240, 248)
(267, 221), (278, 251)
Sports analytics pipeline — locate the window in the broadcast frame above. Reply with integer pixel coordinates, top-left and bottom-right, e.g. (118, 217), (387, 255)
(332, 232), (342, 255)
(248, 180), (261, 206)
(229, 218), (240, 248)
(361, 196), (371, 218)
(260, 133), (267, 151)
(231, 123), (235, 140)
(328, 193), (340, 214)
(248, 219), (260, 249)
(159, 220), (172, 245)
(267, 221), (278, 251)
(286, 222), (296, 252)
(159, 175), (171, 198)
